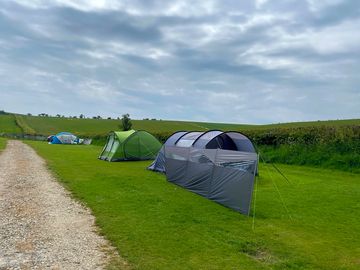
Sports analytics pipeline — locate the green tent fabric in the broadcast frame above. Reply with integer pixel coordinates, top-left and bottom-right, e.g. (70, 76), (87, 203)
(99, 130), (162, 161)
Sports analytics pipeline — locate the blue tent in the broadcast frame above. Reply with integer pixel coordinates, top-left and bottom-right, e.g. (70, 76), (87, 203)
(49, 132), (80, 144)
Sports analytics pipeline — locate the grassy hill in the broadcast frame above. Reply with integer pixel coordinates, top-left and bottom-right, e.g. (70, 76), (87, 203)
(1, 113), (359, 136)
(11, 114), (256, 136)
(0, 114), (22, 134)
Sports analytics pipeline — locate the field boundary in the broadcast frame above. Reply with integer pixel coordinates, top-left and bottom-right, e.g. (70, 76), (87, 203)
(14, 114), (36, 135)
(0, 133), (47, 141)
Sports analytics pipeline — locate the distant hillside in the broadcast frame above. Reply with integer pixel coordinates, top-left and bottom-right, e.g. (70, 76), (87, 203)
(1, 112), (359, 172)
(0, 114), (22, 134)
(0, 113), (359, 136)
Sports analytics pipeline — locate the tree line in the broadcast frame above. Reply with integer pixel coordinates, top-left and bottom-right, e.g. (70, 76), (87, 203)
(27, 112), (133, 131)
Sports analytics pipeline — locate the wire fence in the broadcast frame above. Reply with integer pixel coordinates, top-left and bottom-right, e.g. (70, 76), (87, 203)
(0, 133), (47, 141)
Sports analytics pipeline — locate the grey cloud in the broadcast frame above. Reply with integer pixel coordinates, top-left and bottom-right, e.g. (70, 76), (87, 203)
(0, 0), (359, 123)
(308, 0), (360, 27)
(56, 8), (163, 43)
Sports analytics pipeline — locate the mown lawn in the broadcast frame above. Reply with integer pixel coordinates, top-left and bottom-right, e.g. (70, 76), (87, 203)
(27, 141), (360, 270)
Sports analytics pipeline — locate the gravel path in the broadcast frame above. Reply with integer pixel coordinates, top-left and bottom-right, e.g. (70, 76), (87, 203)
(0, 140), (121, 269)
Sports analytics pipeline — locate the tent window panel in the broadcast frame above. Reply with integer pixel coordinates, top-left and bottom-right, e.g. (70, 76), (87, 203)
(180, 132), (203, 140)
(176, 132), (204, 147)
(165, 132), (188, 146)
(198, 131), (222, 140)
(176, 139), (196, 147)
(193, 131), (223, 148)
(230, 139), (255, 152)
(105, 135), (114, 152)
(206, 134), (237, 150)
(206, 137), (225, 149)
(225, 132), (256, 153)
(110, 140), (119, 153)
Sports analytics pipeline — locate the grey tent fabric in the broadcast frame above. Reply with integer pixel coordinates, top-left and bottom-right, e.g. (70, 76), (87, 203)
(225, 132), (256, 153)
(148, 130), (258, 215)
(147, 148), (166, 172)
(164, 146), (257, 214)
(148, 130), (256, 172)
(147, 131), (188, 172)
(165, 131), (188, 145)
(209, 166), (254, 213)
(193, 130), (223, 148)
(176, 132), (204, 147)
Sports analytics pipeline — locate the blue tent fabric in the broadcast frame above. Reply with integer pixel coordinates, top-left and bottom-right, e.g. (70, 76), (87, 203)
(50, 132), (79, 144)
(50, 136), (62, 144)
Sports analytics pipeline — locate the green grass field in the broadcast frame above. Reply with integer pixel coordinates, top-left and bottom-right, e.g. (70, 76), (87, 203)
(0, 138), (7, 151)
(1, 114), (359, 136)
(27, 141), (360, 270)
(0, 114), (22, 134)
(244, 119), (360, 129)
(19, 116), (211, 136)
(9, 115), (255, 136)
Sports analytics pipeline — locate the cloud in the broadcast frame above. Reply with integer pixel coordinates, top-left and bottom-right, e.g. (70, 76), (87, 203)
(0, 0), (359, 123)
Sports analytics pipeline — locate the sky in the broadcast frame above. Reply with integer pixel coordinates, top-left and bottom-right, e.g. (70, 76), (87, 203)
(0, 0), (359, 124)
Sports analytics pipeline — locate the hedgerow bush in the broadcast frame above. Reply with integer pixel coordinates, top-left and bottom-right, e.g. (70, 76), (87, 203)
(242, 125), (359, 146)
(89, 125), (359, 172)
(242, 125), (359, 173)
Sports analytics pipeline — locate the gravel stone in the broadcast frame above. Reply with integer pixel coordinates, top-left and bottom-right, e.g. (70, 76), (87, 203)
(0, 140), (121, 269)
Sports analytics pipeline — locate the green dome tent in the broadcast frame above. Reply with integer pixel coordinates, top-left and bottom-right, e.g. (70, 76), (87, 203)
(99, 130), (162, 161)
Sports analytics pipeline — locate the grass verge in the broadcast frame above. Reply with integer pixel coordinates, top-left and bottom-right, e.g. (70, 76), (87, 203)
(27, 141), (360, 270)
(0, 137), (7, 151)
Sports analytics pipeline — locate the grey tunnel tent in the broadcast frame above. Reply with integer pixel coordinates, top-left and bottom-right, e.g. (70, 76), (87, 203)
(148, 130), (258, 215)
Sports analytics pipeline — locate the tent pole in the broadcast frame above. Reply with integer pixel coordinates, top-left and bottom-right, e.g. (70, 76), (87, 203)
(262, 154), (293, 221)
(252, 173), (259, 231)
(259, 154), (291, 184)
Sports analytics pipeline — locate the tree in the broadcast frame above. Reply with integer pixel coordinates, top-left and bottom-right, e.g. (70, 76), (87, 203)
(120, 113), (132, 131)
(79, 114), (85, 119)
